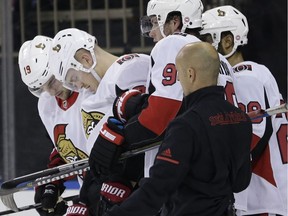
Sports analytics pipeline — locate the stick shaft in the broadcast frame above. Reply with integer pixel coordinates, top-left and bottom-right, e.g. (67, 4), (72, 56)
(247, 103), (288, 120)
(0, 141), (161, 196)
(0, 195), (77, 215)
(1, 103), (287, 196)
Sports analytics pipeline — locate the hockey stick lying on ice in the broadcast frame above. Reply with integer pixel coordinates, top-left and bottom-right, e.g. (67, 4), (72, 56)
(247, 103), (288, 120)
(0, 195), (77, 215)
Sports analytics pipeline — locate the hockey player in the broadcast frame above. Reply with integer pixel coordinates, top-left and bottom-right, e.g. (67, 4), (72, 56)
(200, 5), (288, 216)
(103, 42), (252, 216)
(49, 28), (150, 215)
(89, 0), (239, 183)
(18, 36), (93, 216)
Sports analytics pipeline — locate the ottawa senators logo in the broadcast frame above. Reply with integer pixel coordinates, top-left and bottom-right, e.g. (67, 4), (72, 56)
(52, 44), (61, 52)
(35, 43), (46, 50)
(81, 109), (105, 139)
(217, 9), (226, 17)
(54, 124), (88, 163)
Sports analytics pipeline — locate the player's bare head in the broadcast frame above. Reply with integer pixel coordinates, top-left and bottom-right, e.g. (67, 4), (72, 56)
(176, 42), (219, 95)
(141, 0), (203, 39)
(200, 5), (248, 58)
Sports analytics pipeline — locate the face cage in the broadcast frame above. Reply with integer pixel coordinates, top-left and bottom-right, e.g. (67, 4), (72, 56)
(140, 15), (165, 38)
(140, 16), (153, 37)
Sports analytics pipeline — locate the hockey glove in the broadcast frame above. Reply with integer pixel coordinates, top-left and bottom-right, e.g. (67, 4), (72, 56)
(113, 89), (148, 123)
(89, 117), (125, 176)
(98, 174), (133, 214)
(34, 182), (67, 216)
(79, 170), (102, 214)
(66, 199), (89, 216)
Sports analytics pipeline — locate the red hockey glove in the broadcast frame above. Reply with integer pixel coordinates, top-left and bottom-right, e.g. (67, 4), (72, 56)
(98, 174), (133, 214)
(89, 117), (124, 176)
(113, 89), (147, 123)
(66, 202), (89, 216)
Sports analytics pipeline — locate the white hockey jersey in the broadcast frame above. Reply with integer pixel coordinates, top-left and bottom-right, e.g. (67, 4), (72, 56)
(143, 33), (237, 177)
(232, 61), (288, 216)
(83, 53), (150, 154)
(38, 90), (93, 162)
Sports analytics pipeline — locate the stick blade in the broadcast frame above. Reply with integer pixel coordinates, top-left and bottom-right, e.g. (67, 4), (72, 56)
(0, 194), (19, 212)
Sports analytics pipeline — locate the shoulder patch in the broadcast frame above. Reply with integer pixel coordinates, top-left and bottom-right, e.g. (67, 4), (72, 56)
(234, 64), (252, 73)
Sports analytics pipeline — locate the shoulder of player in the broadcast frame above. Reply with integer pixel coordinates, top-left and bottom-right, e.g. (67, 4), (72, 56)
(105, 53), (149, 79)
(152, 33), (199, 51)
(233, 61), (275, 83)
(115, 53), (150, 65)
(234, 61), (272, 74)
(38, 92), (57, 115)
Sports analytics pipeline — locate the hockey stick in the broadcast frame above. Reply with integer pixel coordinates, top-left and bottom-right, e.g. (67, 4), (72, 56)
(0, 195), (77, 215)
(1, 103), (287, 197)
(0, 159), (89, 196)
(0, 141), (161, 197)
(247, 103), (288, 120)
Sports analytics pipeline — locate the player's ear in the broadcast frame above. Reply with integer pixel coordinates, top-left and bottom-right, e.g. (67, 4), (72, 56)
(222, 34), (234, 50)
(173, 15), (182, 31)
(74, 49), (93, 69)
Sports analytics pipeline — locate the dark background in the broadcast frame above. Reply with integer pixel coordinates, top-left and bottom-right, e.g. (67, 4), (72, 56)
(0, 0), (286, 179)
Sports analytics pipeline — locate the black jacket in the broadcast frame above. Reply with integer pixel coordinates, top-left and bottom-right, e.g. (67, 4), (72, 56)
(106, 86), (252, 216)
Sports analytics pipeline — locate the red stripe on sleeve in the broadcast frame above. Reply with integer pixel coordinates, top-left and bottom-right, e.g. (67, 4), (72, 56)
(138, 95), (182, 135)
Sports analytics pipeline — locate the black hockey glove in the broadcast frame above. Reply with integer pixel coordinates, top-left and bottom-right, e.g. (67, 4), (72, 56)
(34, 182), (67, 216)
(113, 89), (148, 123)
(89, 117), (125, 176)
(78, 170), (102, 215)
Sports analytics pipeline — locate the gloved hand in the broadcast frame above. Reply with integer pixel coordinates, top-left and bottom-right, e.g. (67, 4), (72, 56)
(34, 182), (67, 216)
(89, 117), (125, 176)
(113, 89), (147, 123)
(66, 200), (89, 216)
(98, 174), (133, 214)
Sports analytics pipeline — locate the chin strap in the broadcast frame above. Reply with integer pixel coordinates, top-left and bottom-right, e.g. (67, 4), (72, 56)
(91, 69), (102, 83)
(223, 47), (237, 59)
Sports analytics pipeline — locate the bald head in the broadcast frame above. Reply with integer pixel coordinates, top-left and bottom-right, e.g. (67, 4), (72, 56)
(176, 42), (220, 96)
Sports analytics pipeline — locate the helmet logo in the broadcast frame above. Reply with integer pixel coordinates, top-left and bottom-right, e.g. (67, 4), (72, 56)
(150, 3), (156, 10)
(184, 17), (190, 23)
(52, 44), (61, 52)
(35, 43), (46, 50)
(217, 9), (226, 17)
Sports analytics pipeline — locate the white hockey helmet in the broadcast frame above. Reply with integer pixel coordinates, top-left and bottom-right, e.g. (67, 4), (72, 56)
(144, 0), (203, 37)
(50, 28), (98, 85)
(200, 5), (249, 58)
(18, 35), (53, 92)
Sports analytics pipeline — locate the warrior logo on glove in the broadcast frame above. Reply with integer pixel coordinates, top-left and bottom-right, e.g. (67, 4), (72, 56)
(66, 203), (88, 216)
(101, 182), (131, 203)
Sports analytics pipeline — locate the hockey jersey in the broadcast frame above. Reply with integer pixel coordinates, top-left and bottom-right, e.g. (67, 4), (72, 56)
(38, 90), (93, 162)
(83, 53), (150, 154)
(139, 33), (237, 177)
(232, 61), (288, 216)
